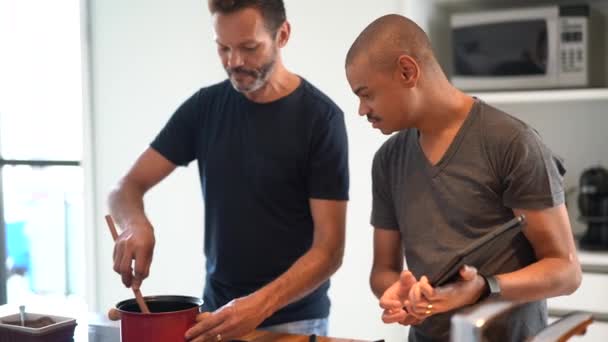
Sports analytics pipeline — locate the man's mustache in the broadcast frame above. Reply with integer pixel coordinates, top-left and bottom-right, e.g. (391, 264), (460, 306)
(227, 67), (259, 78)
(367, 113), (381, 122)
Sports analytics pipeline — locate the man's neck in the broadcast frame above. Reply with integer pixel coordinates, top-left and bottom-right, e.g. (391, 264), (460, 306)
(417, 87), (474, 140)
(243, 64), (300, 103)
(415, 88), (475, 166)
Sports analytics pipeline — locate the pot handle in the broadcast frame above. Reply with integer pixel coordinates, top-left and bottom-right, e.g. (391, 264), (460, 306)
(108, 308), (121, 321)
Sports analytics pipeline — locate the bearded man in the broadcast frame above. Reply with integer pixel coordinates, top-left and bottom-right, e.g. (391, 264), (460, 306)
(108, 1), (349, 341)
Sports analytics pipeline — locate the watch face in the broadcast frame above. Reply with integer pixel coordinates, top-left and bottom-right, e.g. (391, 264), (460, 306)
(487, 276), (501, 296)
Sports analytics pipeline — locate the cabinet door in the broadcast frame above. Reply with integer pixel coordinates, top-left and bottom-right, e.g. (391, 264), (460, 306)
(548, 272), (608, 342)
(548, 273), (608, 313)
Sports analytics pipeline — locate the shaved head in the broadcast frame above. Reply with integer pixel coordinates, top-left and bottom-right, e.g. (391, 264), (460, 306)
(345, 15), (466, 135)
(346, 14), (438, 72)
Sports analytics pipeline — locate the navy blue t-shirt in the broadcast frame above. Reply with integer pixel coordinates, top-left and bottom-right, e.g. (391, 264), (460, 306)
(150, 78), (349, 326)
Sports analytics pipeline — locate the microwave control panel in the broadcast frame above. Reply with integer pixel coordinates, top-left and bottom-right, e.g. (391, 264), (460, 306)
(559, 17), (588, 74)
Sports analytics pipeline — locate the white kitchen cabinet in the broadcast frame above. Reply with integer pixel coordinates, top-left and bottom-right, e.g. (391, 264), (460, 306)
(547, 251), (608, 341)
(548, 272), (608, 314)
(548, 318), (608, 341)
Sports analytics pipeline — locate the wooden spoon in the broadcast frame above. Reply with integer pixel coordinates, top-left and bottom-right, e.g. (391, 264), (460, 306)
(105, 215), (151, 315)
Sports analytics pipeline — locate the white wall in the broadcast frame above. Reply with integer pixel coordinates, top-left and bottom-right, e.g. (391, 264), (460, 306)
(88, 1), (407, 341)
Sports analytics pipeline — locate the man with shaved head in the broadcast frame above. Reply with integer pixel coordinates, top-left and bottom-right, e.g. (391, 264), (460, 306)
(346, 14), (581, 341)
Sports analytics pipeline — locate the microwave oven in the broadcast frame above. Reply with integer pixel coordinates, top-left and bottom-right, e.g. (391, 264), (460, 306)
(450, 5), (595, 91)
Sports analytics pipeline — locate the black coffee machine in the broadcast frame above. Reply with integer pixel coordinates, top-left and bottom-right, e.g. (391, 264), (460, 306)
(578, 166), (608, 250)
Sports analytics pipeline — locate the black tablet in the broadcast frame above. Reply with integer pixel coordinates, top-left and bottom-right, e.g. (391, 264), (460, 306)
(428, 215), (526, 287)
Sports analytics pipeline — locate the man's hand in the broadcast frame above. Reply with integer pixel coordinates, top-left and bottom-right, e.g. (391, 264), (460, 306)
(112, 222), (155, 290)
(184, 294), (268, 342)
(406, 265), (486, 317)
(379, 270), (423, 326)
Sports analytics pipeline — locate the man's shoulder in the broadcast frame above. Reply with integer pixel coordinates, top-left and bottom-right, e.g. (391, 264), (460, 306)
(181, 80), (234, 114)
(475, 99), (533, 145)
(199, 79), (232, 96)
(374, 130), (413, 164)
(477, 100), (526, 127)
(299, 78), (343, 117)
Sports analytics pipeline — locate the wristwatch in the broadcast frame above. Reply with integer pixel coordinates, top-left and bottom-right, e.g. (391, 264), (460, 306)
(480, 275), (501, 300)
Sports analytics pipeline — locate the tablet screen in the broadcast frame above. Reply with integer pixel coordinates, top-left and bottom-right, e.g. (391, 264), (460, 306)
(428, 215), (526, 287)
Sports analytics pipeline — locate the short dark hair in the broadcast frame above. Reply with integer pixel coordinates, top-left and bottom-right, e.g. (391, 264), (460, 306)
(208, 0), (286, 36)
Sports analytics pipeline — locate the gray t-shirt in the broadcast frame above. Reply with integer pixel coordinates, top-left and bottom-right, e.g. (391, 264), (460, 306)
(371, 99), (565, 342)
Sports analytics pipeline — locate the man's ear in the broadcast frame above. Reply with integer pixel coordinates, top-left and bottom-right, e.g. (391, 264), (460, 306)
(276, 21), (291, 48)
(397, 55), (420, 88)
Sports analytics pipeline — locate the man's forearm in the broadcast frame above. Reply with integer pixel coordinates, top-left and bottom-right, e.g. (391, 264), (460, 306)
(251, 245), (343, 320)
(496, 257), (581, 302)
(370, 269), (401, 299)
(108, 181), (151, 229)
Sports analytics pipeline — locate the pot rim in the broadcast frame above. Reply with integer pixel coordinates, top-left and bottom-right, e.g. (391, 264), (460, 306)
(115, 295), (203, 315)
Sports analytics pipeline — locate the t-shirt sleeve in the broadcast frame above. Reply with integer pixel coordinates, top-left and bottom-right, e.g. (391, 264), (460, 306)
(150, 89), (204, 166)
(501, 127), (566, 209)
(307, 109), (349, 200)
(370, 148), (399, 230)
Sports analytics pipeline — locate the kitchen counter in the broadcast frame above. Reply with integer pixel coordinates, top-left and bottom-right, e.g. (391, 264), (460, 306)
(238, 330), (374, 342)
(0, 304), (375, 342)
(85, 312), (374, 342)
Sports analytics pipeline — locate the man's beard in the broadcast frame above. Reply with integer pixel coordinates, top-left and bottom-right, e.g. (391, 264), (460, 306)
(226, 53), (277, 93)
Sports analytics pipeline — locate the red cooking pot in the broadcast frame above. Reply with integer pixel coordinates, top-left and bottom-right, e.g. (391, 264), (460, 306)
(113, 295), (203, 342)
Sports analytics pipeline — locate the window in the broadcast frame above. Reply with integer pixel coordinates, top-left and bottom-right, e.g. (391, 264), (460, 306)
(0, 0), (86, 309)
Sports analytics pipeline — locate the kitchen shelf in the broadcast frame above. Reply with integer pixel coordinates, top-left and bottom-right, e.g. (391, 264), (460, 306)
(471, 88), (608, 105)
(578, 249), (608, 268)
(578, 216), (608, 224)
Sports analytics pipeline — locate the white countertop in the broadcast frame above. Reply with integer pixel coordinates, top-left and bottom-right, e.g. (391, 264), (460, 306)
(577, 248), (608, 274)
(0, 304), (119, 342)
